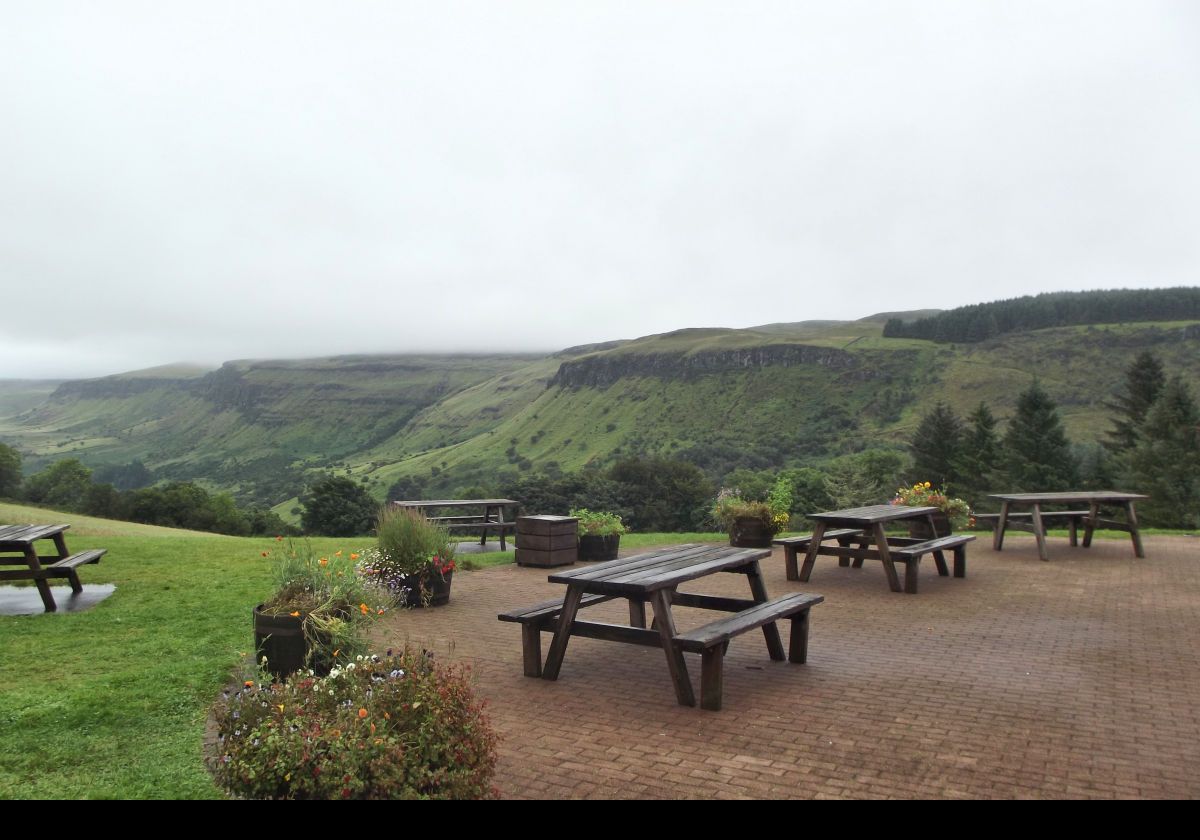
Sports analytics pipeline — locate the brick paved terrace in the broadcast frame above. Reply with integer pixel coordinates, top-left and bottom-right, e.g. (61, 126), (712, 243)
(378, 535), (1200, 799)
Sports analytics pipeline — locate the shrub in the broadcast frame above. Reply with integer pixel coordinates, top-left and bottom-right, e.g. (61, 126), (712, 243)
(569, 508), (628, 536)
(211, 649), (498, 799)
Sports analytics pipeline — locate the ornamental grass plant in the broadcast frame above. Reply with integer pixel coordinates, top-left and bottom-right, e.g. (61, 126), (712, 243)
(210, 648), (498, 800)
(358, 506), (457, 601)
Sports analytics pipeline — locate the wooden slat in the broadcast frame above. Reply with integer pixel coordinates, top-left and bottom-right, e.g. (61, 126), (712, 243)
(555, 547), (769, 596)
(773, 528), (863, 546)
(498, 592), (611, 623)
(669, 592), (757, 613)
(550, 544), (711, 581)
(0, 524), (69, 544)
(675, 594), (824, 652)
(542, 619), (663, 648)
(46, 550), (106, 569)
(808, 505), (939, 525)
(889, 535), (974, 558)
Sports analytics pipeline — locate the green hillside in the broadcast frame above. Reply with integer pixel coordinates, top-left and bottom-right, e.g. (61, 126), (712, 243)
(2, 296), (1198, 510)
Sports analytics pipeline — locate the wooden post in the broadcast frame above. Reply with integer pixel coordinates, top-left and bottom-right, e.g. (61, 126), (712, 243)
(799, 522), (826, 583)
(651, 590), (695, 707)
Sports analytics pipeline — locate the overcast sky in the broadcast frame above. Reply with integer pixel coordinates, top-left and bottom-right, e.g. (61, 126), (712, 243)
(2, 2), (1198, 379)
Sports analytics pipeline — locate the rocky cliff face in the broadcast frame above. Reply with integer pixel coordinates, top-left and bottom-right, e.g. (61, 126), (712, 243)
(549, 344), (863, 388)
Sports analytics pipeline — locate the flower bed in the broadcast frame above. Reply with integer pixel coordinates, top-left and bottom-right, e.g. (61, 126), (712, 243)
(211, 648), (498, 799)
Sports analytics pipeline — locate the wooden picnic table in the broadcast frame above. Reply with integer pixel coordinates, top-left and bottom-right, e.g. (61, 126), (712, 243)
(0, 524), (105, 612)
(391, 498), (519, 550)
(799, 504), (974, 594)
(500, 544), (823, 710)
(987, 491), (1148, 561)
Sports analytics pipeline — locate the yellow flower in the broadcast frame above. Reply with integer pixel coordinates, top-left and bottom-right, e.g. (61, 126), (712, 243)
(290, 611), (300, 617)
(335, 550), (343, 557)
(278, 704), (285, 713)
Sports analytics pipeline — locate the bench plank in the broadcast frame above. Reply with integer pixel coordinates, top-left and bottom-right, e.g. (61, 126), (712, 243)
(675, 593), (824, 651)
(46, 549), (106, 570)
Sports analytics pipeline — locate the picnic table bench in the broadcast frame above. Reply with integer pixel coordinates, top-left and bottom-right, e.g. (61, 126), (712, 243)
(392, 498), (519, 550)
(499, 544), (824, 711)
(0, 524), (106, 612)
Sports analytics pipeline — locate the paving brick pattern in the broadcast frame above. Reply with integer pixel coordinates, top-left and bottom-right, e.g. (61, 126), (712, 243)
(377, 536), (1200, 799)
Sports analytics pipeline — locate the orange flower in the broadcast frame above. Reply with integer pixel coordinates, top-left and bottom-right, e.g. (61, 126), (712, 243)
(350, 553), (359, 561)
(335, 550), (343, 557)
(261, 551), (269, 557)
(359, 603), (369, 616)
(275, 535), (283, 542)
(244, 680), (254, 688)
(290, 611), (300, 617)
(358, 708), (368, 719)
(319, 557), (328, 566)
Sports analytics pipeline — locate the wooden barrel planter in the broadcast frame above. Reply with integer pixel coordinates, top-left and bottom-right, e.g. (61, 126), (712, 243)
(396, 570), (453, 607)
(578, 534), (620, 562)
(253, 605), (333, 679)
(729, 516), (774, 548)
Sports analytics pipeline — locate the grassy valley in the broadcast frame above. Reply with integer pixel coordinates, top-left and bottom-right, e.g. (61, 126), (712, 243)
(1, 295), (1198, 514)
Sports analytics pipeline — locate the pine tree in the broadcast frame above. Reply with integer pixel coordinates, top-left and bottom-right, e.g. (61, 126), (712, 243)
(1130, 376), (1200, 528)
(909, 402), (963, 489)
(1002, 381), (1078, 491)
(1103, 351), (1166, 453)
(955, 402), (1001, 504)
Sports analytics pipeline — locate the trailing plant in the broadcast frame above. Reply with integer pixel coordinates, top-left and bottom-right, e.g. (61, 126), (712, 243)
(260, 538), (392, 669)
(211, 648), (499, 800)
(569, 508), (628, 537)
(891, 482), (972, 530)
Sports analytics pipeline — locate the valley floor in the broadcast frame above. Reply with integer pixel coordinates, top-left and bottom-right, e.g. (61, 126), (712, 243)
(379, 535), (1200, 799)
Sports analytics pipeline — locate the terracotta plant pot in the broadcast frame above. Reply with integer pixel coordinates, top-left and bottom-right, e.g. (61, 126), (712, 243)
(729, 516), (774, 548)
(578, 534), (620, 562)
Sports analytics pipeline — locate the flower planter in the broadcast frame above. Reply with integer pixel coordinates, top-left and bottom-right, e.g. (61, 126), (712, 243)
(907, 513), (953, 540)
(578, 534), (620, 562)
(729, 516), (774, 548)
(395, 569), (453, 607)
(253, 604), (333, 679)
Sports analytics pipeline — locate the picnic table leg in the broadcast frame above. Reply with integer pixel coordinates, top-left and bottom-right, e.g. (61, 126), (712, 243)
(1083, 502), (1099, 548)
(1126, 501), (1145, 558)
(628, 597), (647, 629)
(799, 522), (826, 583)
(745, 560), (785, 661)
(1068, 516), (1079, 547)
(872, 523), (903, 593)
(927, 513), (941, 538)
(932, 550), (949, 576)
(1030, 504), (1049, 562)
(847, 535), (867, 569)
(24, 547), (57, 612)
(541, 585), (584, 681)
(788, 611), (810, 664)
(52, 532), (83, 592)
(953, 545), (967, 578)
(783, 544), (800, 581)
(650, 590), (696, 707)
(993, 501), (1010, 551)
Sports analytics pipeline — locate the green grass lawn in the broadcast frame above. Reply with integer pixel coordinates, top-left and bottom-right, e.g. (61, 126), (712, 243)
(0, 501), (1188, 798)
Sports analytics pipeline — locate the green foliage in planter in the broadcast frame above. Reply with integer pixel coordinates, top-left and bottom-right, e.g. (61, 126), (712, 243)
(210, 649), (498, 799)
(261, 539), (392, 667)
(569, 508), (628, 537)
(711, 476), (793, 535)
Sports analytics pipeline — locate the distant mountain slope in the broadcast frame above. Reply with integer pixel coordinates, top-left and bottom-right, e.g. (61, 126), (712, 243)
(2, 293), (1197, 510)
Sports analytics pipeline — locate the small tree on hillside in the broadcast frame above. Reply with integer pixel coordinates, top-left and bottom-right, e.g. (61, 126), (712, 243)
(1002, 381), (1078, 491)
(1104, 351), (1166, 454)
(300, 475), (378, 537)
(0, 443), (21, 498)
(909, 403), (963, 489)
(24, 458), (93, 511)
(955, 402), (1002, 505)
(1130, 376), (1200, 528)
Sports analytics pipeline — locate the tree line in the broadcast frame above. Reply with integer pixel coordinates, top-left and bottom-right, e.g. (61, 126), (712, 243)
(909, 351), (1199, 527)
(883, 288), (1200, 343)
(0, 454), (293, 537)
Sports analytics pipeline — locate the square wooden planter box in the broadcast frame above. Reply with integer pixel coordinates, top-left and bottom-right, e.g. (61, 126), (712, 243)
(515, 516), (578, 567)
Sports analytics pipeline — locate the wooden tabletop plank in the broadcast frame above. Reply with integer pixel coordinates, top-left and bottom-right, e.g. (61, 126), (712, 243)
(549, 544), (770, 595)
(808, 505), (939, 525)
(0, 524), (70, 544)
(391, 499), (519, 507)
(988, 491), (1148, 503)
